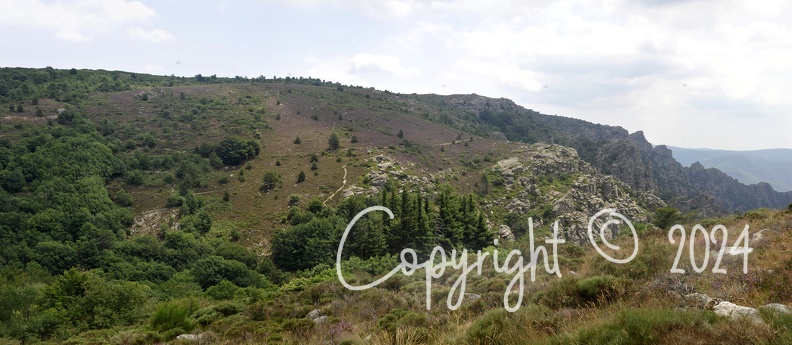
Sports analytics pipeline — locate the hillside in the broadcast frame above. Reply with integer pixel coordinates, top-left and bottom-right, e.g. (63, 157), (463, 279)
(2, 67), (792, 344)
(669, 147), (792, 192)
(423, 95), (792, 214)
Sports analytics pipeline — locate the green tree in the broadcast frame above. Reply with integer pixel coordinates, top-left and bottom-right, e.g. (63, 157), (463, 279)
(215, 136), (260, 165)
(654, 206), (681, 230)
(271, 216), (344, 271)
(261, 171), (280, 192)
(297, 170), (306, 183)
(397, 129), (404, 138)
(351, 135), (358, 143)
(328, 133), (340, 150)
(16, 104), (24, 113)
(293, 136), (301, 144)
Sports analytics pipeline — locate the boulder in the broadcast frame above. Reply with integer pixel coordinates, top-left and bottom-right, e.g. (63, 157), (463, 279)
(306, 309), (322, 321)
(498, 225), (515, 241)
(176, 334), (204, 341)
(713, 301), (764, 325)
(680, 293), (718, 310)
(759, 303), (792, 315)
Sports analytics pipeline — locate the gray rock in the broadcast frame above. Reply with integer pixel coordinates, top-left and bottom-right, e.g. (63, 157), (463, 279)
(306, 309), (322, 321)
(760, 303), (792, 315)
(313, 315), (328, 324)
(465, 293), (482, 301)
(680, 293), (718, 310)
(176, 334), (204, 341)
(713, 301), (764, 325)
(498, 224), (515, 241)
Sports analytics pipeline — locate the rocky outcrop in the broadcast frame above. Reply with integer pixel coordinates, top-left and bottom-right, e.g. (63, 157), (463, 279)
(600, 135), (792, 215)
(678, 292), (786, 326)
(439, 94), (792, 215)
(486, 144), (663, 245)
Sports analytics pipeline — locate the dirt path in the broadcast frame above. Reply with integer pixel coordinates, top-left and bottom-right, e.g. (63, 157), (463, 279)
(324, 164), (348, 205)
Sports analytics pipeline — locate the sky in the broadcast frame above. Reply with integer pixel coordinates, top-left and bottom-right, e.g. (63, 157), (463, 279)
(1, 0), (790, 150)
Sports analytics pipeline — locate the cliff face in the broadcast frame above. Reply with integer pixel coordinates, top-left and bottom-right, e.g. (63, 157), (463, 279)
(437, 95), (792, 215)
(597, 134), (792, 214)
(486, 144), (663, 244)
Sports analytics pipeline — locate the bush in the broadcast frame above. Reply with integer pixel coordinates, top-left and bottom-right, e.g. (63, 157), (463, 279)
(166, 194), (184, 207)
(115, 189), (133, 207)
(206, 280), (240, 300)
(126, 170), (144, 186)
(149, 300), (197, 333)
(262, 171), (280, 192)
(215, 136), (260, 165)
(654, 206), (680, 230)
(563, 308), (720, 344)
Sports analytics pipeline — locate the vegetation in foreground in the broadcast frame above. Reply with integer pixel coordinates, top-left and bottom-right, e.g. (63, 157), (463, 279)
(1, 68), (792, 344)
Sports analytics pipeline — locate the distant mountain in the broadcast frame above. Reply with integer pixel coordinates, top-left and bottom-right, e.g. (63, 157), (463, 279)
(428, 94), (792, 215)
(668, 147), (792, 192)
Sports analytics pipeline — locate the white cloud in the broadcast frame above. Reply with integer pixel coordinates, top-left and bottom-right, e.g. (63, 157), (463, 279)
(350, 54), (420, 76)
(0, 0), (157, 41)
(143, 64), (162, 72)
(128, 28), (175, 42)
(55, 28), (93, 42)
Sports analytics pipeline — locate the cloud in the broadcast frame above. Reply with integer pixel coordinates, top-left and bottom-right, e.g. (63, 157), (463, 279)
(55, 28), (93, 42)
(128, 28), (175, 42)
(143, 64), (162, 72)
(0, 0), (157, 41)
(349, 54), (420, 76)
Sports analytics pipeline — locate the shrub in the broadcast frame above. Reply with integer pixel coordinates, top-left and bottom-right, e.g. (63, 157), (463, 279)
(149, 300), (197, 333)
(115, 189), (133, 207)
(126, 170), (144, 186)
(262, 171), (281, 192)
(166, 194), (184, 207)
(206, 280), (240, 300)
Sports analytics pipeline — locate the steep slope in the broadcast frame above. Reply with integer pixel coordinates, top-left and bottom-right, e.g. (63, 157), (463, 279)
(669, 146), (792, 192)
(427, 94), (792, 214)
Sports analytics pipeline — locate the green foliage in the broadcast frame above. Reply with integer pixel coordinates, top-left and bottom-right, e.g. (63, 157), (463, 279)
(190, 255), (265, 290)
(328, 133), (340, 150)
(297, 170), (306, 183)
(114, 188), (133, 207)
(271, 216), (345, 271)
(262, 171), (280, 192)
(397, 129), (404, 138)
(46, 269), (148, 331)
(206, 280), (241, 300)
(214, 136), (260, 165)
(560, 308), (719, 345)
(293, 136), (301, 144)
(535, 275), (625, 309)
(126, 170), (144, 186)
(149, 300), (197, 333)
(654, 206), (680, 229)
